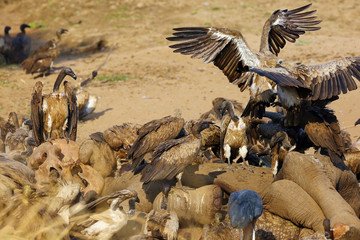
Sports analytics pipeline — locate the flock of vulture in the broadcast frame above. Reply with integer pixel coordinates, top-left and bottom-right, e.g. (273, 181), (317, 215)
(1, 3), (360, 240)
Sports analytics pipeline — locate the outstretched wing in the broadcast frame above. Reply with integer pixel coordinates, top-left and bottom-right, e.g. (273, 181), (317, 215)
(261, 3), (321, 55)
(31, 81), (44, 145)
(250, 57), (360, 101)
(167, 27), (259, 90)
(248, 65), (311, 89)
(64, 81), (78, 141)
(308, 57), (360, 100)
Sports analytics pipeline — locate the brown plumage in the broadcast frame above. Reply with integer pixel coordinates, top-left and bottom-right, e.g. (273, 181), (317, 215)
(140, 120), (212, 184)
(220, 100), (249, 165)
(64, 80), (78, 141)
(270, 131), (295, 176)
(0, 112), (20, 143)
(249, 57), (360, 126)
(145, 209), (179, 240)
(301, 104), (346, 166)
(199, 97), (244, 151)
(128, 115), (185, 169)
(167, 4), (321, 117)
(31, 67), (77, 145)
(22, 28), (68, 76)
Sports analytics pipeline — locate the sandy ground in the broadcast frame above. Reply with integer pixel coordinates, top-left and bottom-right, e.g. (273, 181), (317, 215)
(0, 0), (360, 144)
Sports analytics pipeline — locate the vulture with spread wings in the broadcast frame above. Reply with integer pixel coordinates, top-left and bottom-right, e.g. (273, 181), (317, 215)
(167, 4), (322, 118)
(248, 57), (360, 126)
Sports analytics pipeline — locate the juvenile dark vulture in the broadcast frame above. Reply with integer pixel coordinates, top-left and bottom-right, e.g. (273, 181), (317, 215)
(300, 104), (346, 167)
(0, 26), (12, 63)
(22, 28), (68, 76)
(167, 4), (321, 118)
(128, 115), (185, 169)
(11, 23), (31, 63)
(31, 67), (77, 145)
(140, 120), (212, 186)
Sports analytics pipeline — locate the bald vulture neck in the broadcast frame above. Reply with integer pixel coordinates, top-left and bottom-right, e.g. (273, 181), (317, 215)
(224, 101), (240, 122)
(56, 32), (62, 43)
(53, 71), (67, 92)
(192, 122), (210, 139)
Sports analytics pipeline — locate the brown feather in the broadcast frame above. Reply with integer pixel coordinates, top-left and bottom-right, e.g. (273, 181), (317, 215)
(31, 81), (44, 145)
(128, 116), (185, 169)
(64, 81), (78, 141)
(31, 68), (77, 144)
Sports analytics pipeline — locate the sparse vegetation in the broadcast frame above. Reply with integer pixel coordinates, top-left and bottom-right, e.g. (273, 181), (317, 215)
(96, 75), (133, 82)
(28, 21), (46, 28)
(211, 7), (222, 11)
(295, 40), (312, 46)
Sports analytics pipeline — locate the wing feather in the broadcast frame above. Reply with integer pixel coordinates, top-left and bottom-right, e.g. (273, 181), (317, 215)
(261, 4), (321, 55)
(309, 57), (360, 100)
(64, 82), (78, 141)
(168, 27), (260, 91)
(248, 66), (310, 89)
(31, 82), (44, 145)
(128, 116), (185, 168)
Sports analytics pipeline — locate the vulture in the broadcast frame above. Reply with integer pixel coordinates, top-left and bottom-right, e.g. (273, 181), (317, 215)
(219, 100), (249, 165)
(11, 23), (31, 63)
(128, 115), (185, 169)
(300, 103), (346, 167)
(75, 71), (99, 119)
(248, 57), (360, 126)
(0, 112), (20, 147)
(270, 131), (295, 176)
(0, 26), (12, 63)
(0, 112), (20, 152)
(228, 190), (263, 240)
(22, 28), (68, 76)
(167, 4), (321, 118)
(31, 67), (77, 145)
(140, 120), (212, 186)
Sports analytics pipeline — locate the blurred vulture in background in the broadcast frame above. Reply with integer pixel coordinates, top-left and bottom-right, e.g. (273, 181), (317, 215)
(0, 26), (12, 63)
(167, 4), (321, 118)
(31, 67), (77, 145)
(22, 28), (68, 76)
(11, 23), (31, 63)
